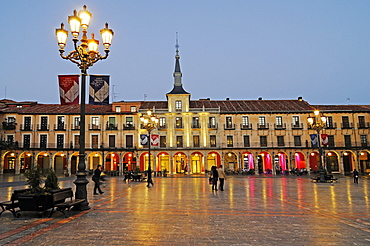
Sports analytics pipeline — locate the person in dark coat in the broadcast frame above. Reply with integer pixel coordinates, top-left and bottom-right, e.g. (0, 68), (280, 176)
(92, 165), (104, 195)
(211, 166), (219, 191)
(353, 169), (359, 184)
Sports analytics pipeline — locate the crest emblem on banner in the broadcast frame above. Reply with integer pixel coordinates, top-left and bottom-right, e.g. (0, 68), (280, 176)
(321, 134), (329, 145)
(310, 134), (318, 146)
(151, 134), (159, 146)
(89, 75), (110, 105)
(140, 134), (148, 145)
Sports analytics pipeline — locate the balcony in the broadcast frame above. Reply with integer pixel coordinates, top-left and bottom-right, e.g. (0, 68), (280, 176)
(20, 124), (33, 131)
(341, 122), (353, 129)
(257, 123), (269, 130)
(274, 123), (286, 130)
(106, 123), (118, 130)
(325, 122), (337, 129)
(240, 123), (252, 130)
(358, 122), (370, 129)
(37, 124), (49, 131)
(192, 123), (201, 129)
(208, 123), (218, 129)
(123, 124), (135, 130)
(89, 124), (101, 130)
(224, 123), (235, 130)
(158, 124), (167, 130)
(174, 124), (183, 129)
(54, 124), (66, 131)
(71, 124), (80, 130)
(2, 122), (17, 130)
(291, 123), (303, 129)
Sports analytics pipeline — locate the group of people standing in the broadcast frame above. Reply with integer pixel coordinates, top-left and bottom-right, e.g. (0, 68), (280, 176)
(210, 165), (226, 191)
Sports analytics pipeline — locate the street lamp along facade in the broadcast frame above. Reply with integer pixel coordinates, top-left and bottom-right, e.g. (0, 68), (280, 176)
(307, 110), (327, 182)
(55, 5), (114, 209)
(140, 110), (159, 187)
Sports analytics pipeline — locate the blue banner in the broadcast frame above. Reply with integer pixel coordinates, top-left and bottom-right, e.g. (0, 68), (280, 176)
(140, 134), (148, 146)
(310, 134), (318, 146)
(89, 75), (109, 105)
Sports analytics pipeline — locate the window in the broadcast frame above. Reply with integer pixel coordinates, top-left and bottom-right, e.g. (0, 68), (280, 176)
(74, 135), (80, 149)
(130, 106), (136, 112)
(342, 116), (350, 128)
(210, 135), (217, 147)
(344, 135), (351, 147)
(23, 135), (30, 149)
(359, 116), (366, 128)
(276, 116), (283, 127)
(40, 116), (48, 130)
(40, 135), (47, 149)
(243, 135), (250, 147)
(176, 136), (183, 148)
(159, 117), (166, 128)
(109, 135), (116, 148)
(242, 116), (249, 128)
(292, 116), (300, 127)
(91, 117), (100, 129)
(107, 117), (117, 130)
(175, 100), (182, 110)
(192, 117), (200, 128)
(360, 135), (367, 147)
(57, 116), (65, 130)
(160, 136), (166, 147)
(126, 135), (133, 148)
(209, 117), (216, 128)
(226, 117), (233, 128)
(193, 135), (200, 148)
(294, 136), (301, 147)
(74, 117), (80, 129)
(227, 136), (233, 147)
(6, 135), (14, 144)
(175, 117), (183, 128)
(57, 134), (64, 149)
(115, 106), (121, 112)
(277, 136), (285, 147)
(91, 135), (99, 148)
(326, 116), (334, 128)
(126, 117), (133, 126)
(260, 136), (267, 147)
(23, 116), (31, 131)
(258, 116), (266, 128)
(328, 135), (335, 147)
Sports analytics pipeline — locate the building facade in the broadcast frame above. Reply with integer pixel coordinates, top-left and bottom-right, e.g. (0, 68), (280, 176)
(1, 48), (370, 176)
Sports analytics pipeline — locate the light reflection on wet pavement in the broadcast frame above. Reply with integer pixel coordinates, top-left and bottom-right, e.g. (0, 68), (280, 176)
(0, 175), (369, 245)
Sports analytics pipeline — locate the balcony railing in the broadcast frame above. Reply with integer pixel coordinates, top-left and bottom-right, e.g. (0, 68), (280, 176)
(89, 124), (101, 130)
(274, 123), (286, 130)
(358, 122), (370, 129)
(208, 123), (218, 129)
(192, 123), (201, 129)
(71, 124), (80, 130)
(341, 123), (353, 129)
(257, 123), (269, 130)
(106, 123), (118, 130)
(20, 124), (33, 131)
(54, 124), (66, 131)
(291, 123), (303, 129)
(325, 122), (337, 129)
(224, 123), (235, 130)
(2, 122), (17, 130)
(37, 124), (49, 131)
(240, 123), (252, 130)
(123, 124), (135, 130)
(174, 124), (183, 129)
(158, 124), (167, 130)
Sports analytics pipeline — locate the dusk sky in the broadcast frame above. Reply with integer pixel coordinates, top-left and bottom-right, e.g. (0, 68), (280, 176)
(1, 0), (370, 105)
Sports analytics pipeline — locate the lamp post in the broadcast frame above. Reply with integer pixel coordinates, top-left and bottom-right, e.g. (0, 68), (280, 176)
(55, 5), (114, 208)
(140, 110), (158, 187)
(307, 110), (327, 182)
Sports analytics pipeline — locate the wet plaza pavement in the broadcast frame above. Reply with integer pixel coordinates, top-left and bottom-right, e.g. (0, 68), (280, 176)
(0, 174), (369, 245)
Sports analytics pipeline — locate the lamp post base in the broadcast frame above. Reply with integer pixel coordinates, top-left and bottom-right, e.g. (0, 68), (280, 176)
(319, 168), (326, 183)
(73, 171), (90, 210)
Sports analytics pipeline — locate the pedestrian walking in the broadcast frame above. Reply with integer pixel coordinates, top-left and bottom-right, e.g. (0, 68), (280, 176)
(211, 166), (219, 191)
(353, 169), (359, 184)
(147, 169), (154, 188)
(92, 165), (104, 195)
(217, 165), (226, 191)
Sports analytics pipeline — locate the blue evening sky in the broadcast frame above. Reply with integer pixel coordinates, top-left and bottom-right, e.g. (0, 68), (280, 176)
(1, 0), (370, 105)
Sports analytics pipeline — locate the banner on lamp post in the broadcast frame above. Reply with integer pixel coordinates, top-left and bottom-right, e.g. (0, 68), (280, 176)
(140, 134), (148, 146)
(58, 75), (79, 105)
(151, 134), (159, 146)
(89, 75), (110, 105)
(310, 134), (318, 146)
(321, 134), (329, 145)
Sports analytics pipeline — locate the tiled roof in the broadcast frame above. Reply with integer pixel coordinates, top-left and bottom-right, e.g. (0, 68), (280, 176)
(141, 99), (315, 113)
(314, 105), (370, 112)
(0, 104), (112, 115)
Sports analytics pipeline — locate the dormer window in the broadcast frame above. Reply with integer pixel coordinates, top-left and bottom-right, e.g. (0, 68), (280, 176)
(175, 100), (182, 111)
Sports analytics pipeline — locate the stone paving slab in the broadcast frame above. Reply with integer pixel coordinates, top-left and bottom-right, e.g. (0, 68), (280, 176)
(0, 175), (369, 245)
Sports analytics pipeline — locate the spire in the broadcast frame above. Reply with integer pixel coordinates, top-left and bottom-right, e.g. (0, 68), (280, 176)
(167, 33), (189, 95)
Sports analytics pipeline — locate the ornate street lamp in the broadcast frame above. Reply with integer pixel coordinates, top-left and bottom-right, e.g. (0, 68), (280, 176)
(140, 110), (158, 187)
(55, 5), (114, 209)
(307, 110), (327, 182)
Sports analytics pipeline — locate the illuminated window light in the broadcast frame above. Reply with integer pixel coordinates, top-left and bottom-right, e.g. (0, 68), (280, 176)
(212, 153), (216, 157)
(129, 154), (132, 157)
(328, 153), (332, 156)
(61, 154), (65, 157)
(344, 152), (348, 156)
(27, 154), (31, 157)
(295, 153), (299, 156)
(10, 153), (15, 156)
(361, 152), (365, 156)
(95, 154), (98, 157)
(228, 153), (232, 157)
(162, 153), (165, 156)
(44, 153), (48, 156)
(311, 153), (315, 156)
(112, 154), (115, 157)
(178, 153), (181, 157)
(195, 153), (198, 156)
